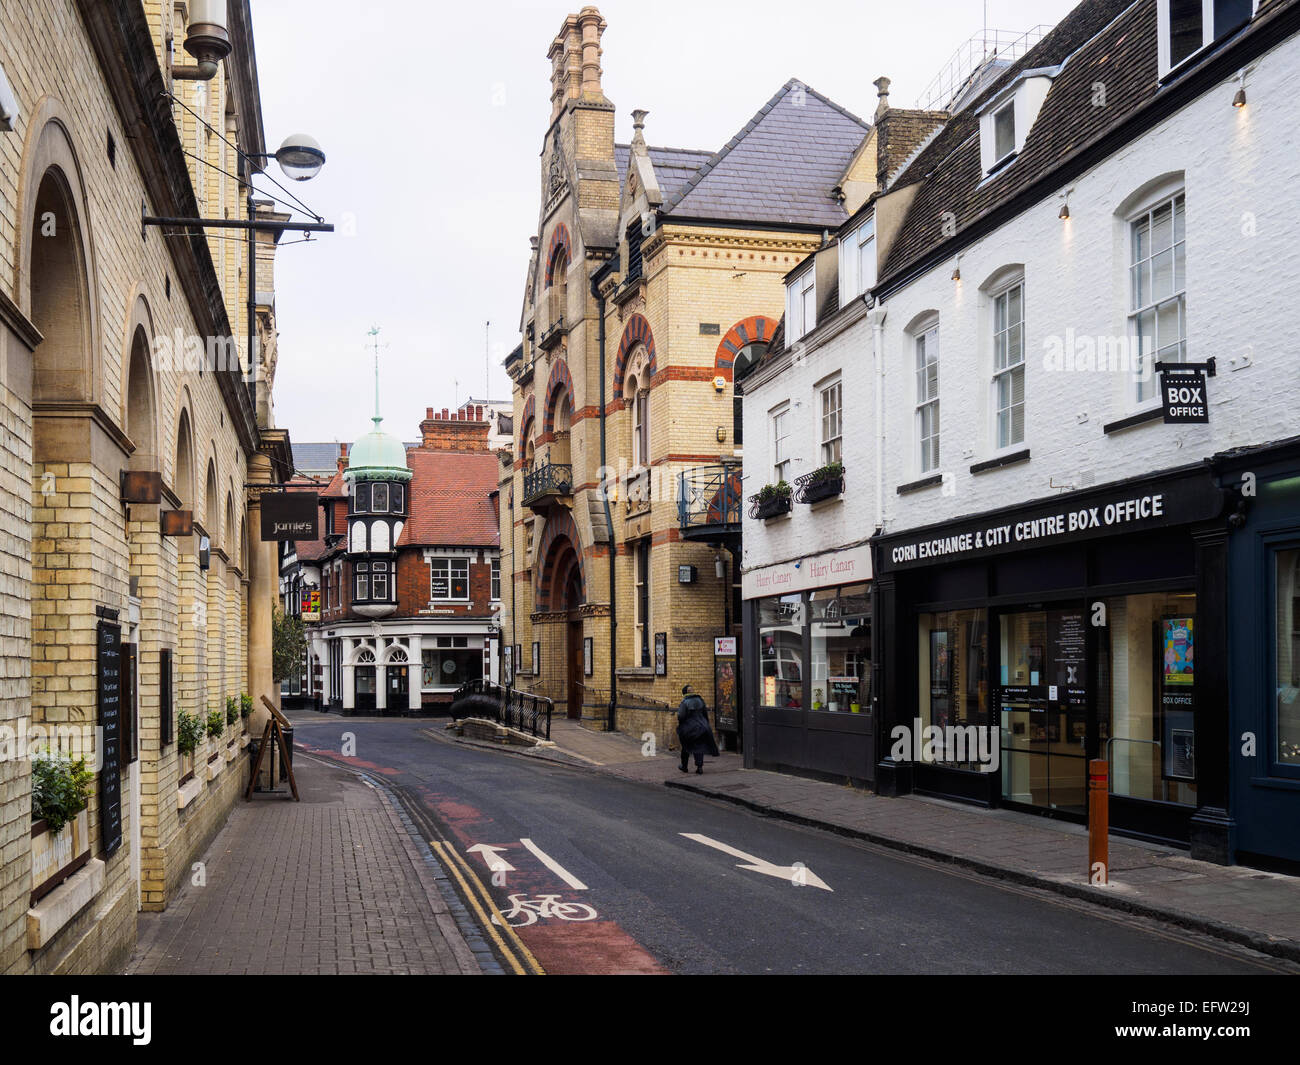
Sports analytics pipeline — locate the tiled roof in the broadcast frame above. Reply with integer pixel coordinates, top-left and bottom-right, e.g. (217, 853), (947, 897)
(614, 144), (714, 205)
(661, 79), (870, 228)
(880, 0), (1155, 283)
(397, 449), (500, 549)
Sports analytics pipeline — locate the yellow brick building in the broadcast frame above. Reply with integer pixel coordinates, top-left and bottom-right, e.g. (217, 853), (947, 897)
(500, 7), (871, 747)
(0, 1), (292, 973)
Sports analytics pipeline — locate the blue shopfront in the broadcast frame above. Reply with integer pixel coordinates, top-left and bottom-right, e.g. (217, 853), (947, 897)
(1223, 438), (1300, 868)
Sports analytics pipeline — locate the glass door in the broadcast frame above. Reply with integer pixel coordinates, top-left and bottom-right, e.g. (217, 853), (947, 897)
(998, 607), (1088, 813)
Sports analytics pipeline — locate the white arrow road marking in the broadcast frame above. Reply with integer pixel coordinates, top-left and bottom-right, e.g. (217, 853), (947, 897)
(466, 843), (516, 873)
(680, 833), (833, 891)
(520, 838), (588, 890)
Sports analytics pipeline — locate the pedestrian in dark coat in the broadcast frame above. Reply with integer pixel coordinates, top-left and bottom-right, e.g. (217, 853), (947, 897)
(676, 689), (719, 774)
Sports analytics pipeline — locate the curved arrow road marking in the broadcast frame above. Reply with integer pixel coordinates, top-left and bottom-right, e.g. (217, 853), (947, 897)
(680, 833), (833, 891)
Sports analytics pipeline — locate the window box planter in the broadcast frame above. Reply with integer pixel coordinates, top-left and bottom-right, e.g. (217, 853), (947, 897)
(795, 464), (845, 504)
(30, 809), (91, 905)
(749, 482), (793, 520)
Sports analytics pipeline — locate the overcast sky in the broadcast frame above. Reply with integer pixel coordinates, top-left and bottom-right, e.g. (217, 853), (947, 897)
(252, 0), (1080, 449)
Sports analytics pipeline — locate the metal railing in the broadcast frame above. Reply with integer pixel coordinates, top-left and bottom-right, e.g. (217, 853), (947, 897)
(451, 678), (553, 740)
(916, 26), (1051, 111)
(522, 462), (573, 506)
(678, 463), (742, 532)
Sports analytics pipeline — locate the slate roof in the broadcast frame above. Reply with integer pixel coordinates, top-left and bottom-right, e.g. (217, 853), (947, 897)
(876, 0), (1285, 285)
(291, 441), (346, 477)
(614, 144), (714, 205)
(396, 449), (500, 549)
(661, 79), (870, 228)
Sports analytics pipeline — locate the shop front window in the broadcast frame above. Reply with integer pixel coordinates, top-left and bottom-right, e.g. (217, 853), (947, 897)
(1274, 549), (1300, 768)
(917, 609), (989, 768)
(1096, 591), (1198, 805)
(422, 644), (482, 689)
(759, 594), (803, 709)
(809, 584), (871, 713)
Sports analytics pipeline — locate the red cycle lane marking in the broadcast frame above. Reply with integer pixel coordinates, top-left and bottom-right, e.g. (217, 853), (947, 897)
(423, 790), (667, 975)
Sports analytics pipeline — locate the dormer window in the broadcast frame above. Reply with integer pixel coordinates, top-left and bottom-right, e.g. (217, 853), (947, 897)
(978, 72), (1056, 177)
(787, 265), (816, 342)
(839, 217), (876, 303)
(992, 103), (1016, 164)
(1159, 0), (1256, 78)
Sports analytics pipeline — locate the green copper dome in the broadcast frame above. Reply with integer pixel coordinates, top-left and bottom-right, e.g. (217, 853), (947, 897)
(344, 415), (411, 481)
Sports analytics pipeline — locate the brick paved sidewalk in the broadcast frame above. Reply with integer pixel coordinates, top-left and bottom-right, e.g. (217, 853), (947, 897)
(530, 721), (1300, 962)
(124, 756), (483, 975)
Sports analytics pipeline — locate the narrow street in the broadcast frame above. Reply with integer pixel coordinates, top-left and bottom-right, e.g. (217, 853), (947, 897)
(286, 712), (1297, 976)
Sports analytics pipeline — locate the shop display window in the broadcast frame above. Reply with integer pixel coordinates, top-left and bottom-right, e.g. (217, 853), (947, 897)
(917, 609), (989, 768)
(1096, 591), (1198, 804)
(1274, 548), (1300, 768)
(809, 583), (871, 714)
(759, 594), (803, 709)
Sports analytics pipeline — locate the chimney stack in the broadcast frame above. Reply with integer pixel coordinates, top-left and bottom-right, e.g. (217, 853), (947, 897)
(419, 405), (490, 452)
(337, 442), (348, 474)
(549, 7), (607, 120)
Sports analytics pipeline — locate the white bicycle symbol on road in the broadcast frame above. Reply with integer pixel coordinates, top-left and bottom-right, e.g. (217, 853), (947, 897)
(492, 893), (599, 928)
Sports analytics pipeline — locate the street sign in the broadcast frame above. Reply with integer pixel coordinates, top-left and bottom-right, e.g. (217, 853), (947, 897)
(1157, 360), (1213, 424)
(260, 491), (319, 541)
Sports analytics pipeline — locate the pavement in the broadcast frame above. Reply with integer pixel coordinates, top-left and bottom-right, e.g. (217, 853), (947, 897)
(124, 755), (486, 975)
(461, 714), (1300, 964)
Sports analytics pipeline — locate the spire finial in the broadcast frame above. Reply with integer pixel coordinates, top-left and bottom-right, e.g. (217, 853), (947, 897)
(365, 326), (387, 428)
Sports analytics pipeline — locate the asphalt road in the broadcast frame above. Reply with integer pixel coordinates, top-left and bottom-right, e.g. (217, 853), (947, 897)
(286, 712), (1296, 976)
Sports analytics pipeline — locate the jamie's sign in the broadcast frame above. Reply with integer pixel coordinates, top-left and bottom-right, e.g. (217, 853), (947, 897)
(260, 492), (319, 541)
(879, 470), (1223, 573)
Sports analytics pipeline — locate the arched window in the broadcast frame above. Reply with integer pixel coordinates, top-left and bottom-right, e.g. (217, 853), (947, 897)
(371, 521), (391, 553)
(625, 362), (650, 468)
(350, 521), (366, 554)
(548, 249), (569, 326)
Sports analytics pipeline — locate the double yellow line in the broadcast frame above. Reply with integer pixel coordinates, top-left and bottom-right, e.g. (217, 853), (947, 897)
(431, 840), (546, 976)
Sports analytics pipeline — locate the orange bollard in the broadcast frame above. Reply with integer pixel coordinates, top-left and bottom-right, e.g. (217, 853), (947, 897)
(1088, 759), (1109, 885)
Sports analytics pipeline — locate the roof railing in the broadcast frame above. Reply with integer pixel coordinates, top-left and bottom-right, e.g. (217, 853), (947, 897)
(916, 26), (1052, 113)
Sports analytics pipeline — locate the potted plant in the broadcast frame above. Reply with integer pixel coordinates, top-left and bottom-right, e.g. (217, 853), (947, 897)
(31, 750), (94, 901)
(750, 480), (793, 520)
(205, 709), (224, 757)
(225, 695), (238, 728)
(797, 461), (845, 504)
(812, 686), (824, 711)
(240, 692), (253, 725)
(177, 710), (202, 782)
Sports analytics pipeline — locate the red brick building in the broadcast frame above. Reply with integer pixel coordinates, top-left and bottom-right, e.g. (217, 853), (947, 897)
(281, 405), (502, 711)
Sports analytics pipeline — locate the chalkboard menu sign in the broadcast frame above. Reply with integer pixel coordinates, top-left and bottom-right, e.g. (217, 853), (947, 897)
(97, 619), (123, 857)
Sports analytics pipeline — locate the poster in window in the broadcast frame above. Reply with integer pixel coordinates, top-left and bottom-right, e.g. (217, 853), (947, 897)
(929, 629), (951, 728)
(532, 641), (540, 674)
(1168, 728), (1195, 781)
(503, 645), (513, 686)
(654, 632), (667, 675)
(714, 655), (737, 731)
(1162, 617), (1194, 686)
(583, 636), (593, 677)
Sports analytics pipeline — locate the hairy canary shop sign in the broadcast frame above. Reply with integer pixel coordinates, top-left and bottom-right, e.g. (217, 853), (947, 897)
(260, 491), (319, 541)
(879, 469), (1223, 573)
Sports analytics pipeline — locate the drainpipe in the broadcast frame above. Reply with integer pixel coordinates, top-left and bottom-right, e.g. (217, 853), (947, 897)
(592, 268), (617, 731)
(867, 303), (888, 533)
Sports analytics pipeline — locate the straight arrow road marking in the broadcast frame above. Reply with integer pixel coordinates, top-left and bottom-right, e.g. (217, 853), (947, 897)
(680, 833), (833, 891)
(520, 838), (588, 890)
(466, 843), (516, 873)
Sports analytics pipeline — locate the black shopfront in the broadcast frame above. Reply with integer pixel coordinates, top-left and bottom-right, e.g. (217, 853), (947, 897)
(872, 464), (1234, 860)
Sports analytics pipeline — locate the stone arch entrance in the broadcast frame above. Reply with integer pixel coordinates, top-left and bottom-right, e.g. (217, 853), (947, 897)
(540, 533), (585, 720)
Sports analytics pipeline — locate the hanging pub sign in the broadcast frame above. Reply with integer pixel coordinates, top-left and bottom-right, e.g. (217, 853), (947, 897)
(260, 491), (319, 541)
(302, 589), (321, 622)
(1157, 359), (1214, 424)
(97, 614), (123, 857)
